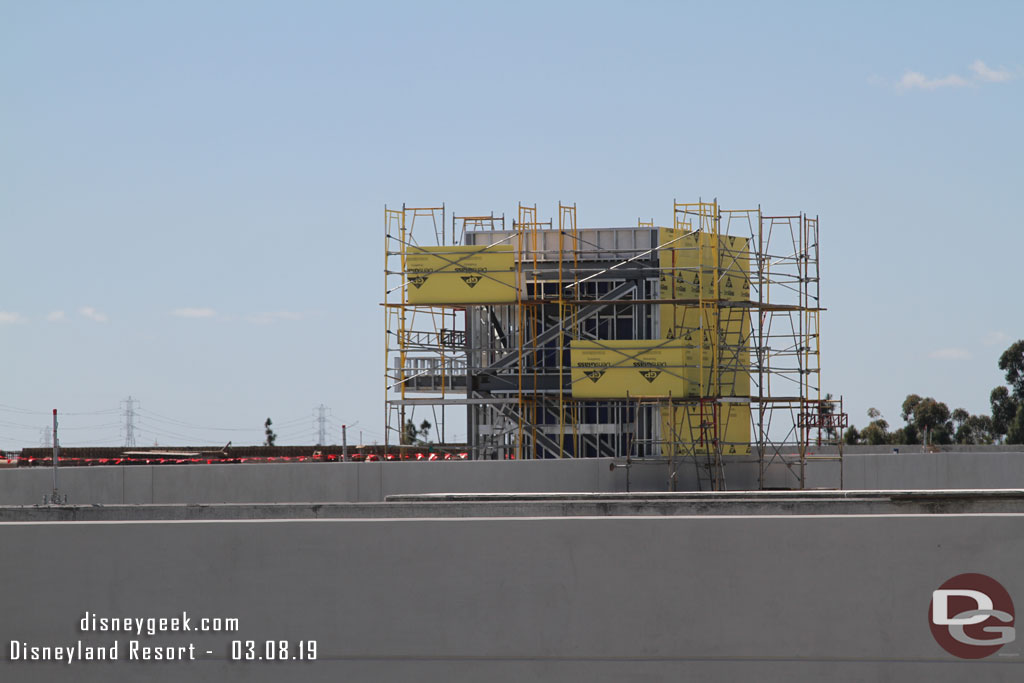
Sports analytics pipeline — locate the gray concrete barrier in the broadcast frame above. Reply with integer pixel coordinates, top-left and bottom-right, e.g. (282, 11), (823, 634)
(2, 451), (1023, 507)
(1, 514), (1022, 682)
(0, 459), (622, 506)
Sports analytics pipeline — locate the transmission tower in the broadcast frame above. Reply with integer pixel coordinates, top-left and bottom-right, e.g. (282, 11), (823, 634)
(314, 404), (330, 446)
(121, 396), (139, 447)
(40, 426), (52, 448)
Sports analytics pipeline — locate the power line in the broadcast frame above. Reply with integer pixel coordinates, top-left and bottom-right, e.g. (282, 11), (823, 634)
(133, 419), (222, 445)
(0, 418), (43, 429)
(63, 409), (121, 416)
(1, 417), (120, 431)
(60, 435), (123, 446)
(135, 408), (256, 432)
(135, 407), (310, 432)
(57, 422), (123, 431)
(0, 403), (118, 417)
(0, 403), (42, 415)
(0, 433), (42, 445)
(268, 415), (313, 428)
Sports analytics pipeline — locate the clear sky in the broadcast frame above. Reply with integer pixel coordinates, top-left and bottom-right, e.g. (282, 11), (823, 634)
(2, 1), (1021, 450)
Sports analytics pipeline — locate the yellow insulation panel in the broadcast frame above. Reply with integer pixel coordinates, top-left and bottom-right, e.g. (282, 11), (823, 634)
(570, 340), (695, 399)
(660, 403), (751, 456)
(406, 245), (517, 305)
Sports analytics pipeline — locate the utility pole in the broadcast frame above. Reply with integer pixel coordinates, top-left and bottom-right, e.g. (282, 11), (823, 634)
(52, 409), (60, 497)
(45, 409), (66, 504)
(342, 424), (348, 461)
(121, 396), (139, 447)
(314, 404), (329, 446)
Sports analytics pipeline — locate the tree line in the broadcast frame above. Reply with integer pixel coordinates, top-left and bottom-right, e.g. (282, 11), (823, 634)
(843, 339), (1024, 446)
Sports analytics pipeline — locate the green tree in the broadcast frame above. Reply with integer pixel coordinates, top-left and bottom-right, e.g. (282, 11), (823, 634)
(998, 340), (1024, 399)
(403, 419), (433, 446)
(990, 339), (1024, 442)
(901, 423), (920, 445)
(843, 426), (860, 445)
(991, 386), (1016, 437)
(1008, 404), (1024, 445)
(264, 418), (277, 447)
(956, 414), (995, 445)
(860, 407), (890, 446)
(951, 408), (969, 433)
(900, 395), (952, 445)
(900, 395), (922, 423)
(861, 421), (889, 445)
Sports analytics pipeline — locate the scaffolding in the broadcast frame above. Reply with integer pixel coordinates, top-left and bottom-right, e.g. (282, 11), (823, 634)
(384, 200), (845, 489)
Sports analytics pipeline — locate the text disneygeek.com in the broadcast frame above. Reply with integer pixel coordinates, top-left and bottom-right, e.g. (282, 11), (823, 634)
(7, 612), (317, 664)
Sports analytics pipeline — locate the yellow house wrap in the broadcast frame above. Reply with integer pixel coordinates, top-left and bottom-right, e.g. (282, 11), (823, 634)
(569, 339), (695, 399)
(406, 245), (517, 305)
(657, 227), (752, 455)
(660, 402), (751, 457)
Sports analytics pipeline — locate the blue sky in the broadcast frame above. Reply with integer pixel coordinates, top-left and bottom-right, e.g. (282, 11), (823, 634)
(2, 1), (1021, 449)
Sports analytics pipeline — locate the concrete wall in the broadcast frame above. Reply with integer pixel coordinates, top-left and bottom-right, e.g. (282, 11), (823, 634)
(2, 451), (1023, 506)
(2, 514), (1022, 682)
(806, 451), (1024, 490)
(623, 451), (1024, 492)
(0, 459), (622, 506)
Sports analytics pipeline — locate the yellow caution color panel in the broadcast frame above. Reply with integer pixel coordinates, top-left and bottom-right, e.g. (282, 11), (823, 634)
(658, 229), (750, 303)
(406, 245), (517, 305)
(660, 403), (751, 456)
(570, 340), (693, 398)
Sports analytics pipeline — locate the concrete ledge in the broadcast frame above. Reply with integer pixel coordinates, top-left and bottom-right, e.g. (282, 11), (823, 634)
(3, 489), (1023, 521)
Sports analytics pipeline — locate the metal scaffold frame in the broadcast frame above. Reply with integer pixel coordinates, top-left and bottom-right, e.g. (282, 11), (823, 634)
(383, 200), (845, 489)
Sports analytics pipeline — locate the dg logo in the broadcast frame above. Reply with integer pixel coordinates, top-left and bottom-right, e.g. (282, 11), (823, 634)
(929, 573), (1015, 659)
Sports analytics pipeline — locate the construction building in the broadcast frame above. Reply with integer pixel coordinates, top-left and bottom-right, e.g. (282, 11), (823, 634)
(384, 201), (847, 489)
